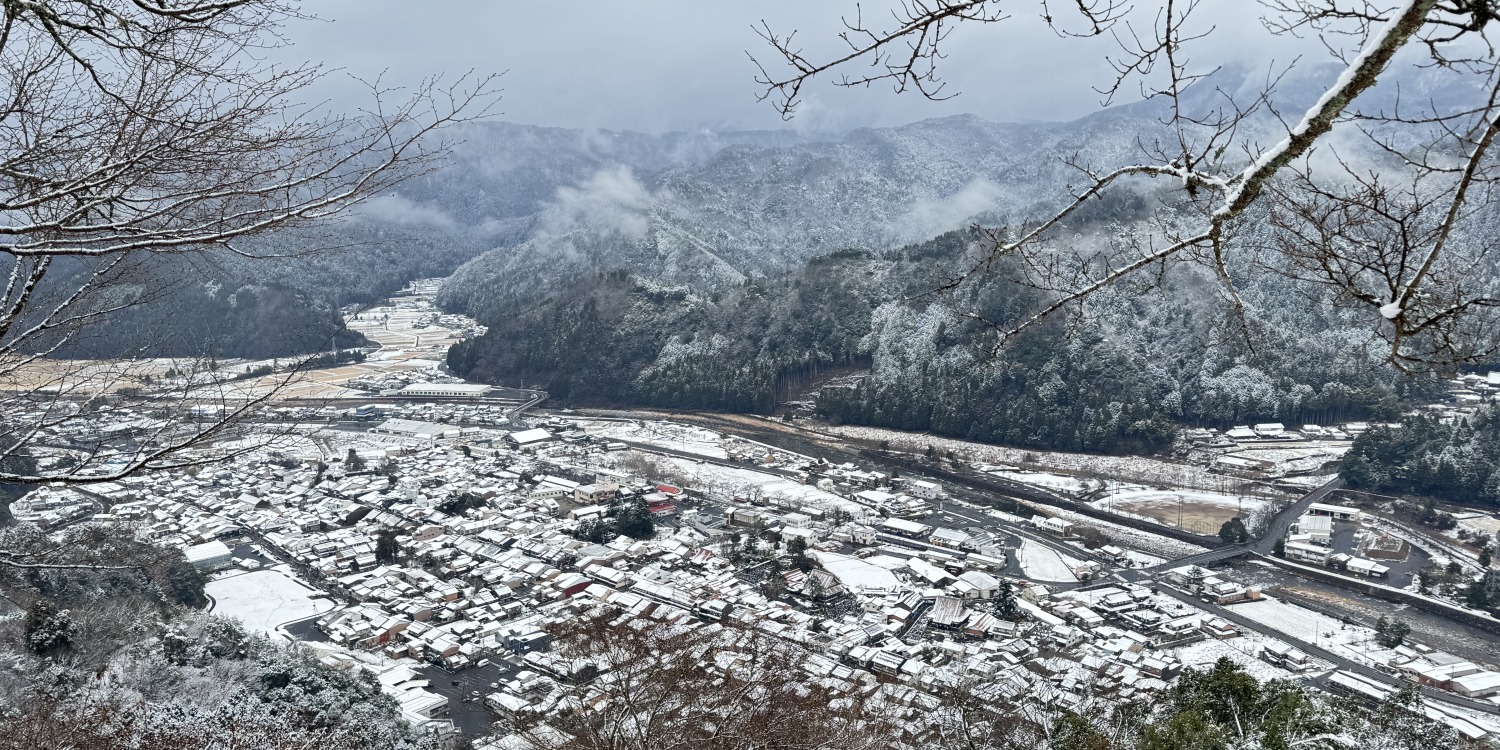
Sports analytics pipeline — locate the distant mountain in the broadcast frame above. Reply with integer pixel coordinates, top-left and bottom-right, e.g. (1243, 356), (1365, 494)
(78, 61), (1491, 365)
(435, 111), (1163, 319)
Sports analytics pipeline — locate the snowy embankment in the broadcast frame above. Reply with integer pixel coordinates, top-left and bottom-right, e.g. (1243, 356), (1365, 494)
(829, 424), (1322, 495)
(829, 425), (1232, 488)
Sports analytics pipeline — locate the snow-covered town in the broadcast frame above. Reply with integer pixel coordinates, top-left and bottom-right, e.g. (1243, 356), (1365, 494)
(4, 280), (1494, 747)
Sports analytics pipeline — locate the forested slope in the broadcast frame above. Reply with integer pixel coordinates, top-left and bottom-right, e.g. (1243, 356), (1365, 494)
(449, 229), (1435, 454)
(1343, 404), (1500, 505)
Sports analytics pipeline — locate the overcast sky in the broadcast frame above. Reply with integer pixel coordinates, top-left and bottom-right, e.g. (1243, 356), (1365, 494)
(281, 1), (1319, 134)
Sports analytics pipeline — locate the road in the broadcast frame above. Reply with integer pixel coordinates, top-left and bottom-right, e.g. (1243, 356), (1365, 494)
(1152, 583), (1500, 716)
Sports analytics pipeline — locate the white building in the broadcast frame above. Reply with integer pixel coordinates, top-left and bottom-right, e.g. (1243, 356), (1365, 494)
(1291, 514), (1333, 545)
(372, 418), (458, 440)
(906, 480), (945, 500)
(1284, 541), (1331, 564)
(1307, 502), (1362, 522)
(1033, 516), (1074, 537)
(183, 540), (233, 570)
(397, 383), (492, 399)
(509, 428), (555, 449)
(1345, 557), (1390, 578)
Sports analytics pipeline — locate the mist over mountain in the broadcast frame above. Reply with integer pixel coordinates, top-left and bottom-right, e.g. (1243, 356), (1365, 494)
(71, 62), (1490, 443)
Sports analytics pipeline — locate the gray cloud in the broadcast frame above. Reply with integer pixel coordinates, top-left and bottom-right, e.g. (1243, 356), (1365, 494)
(539, 166), (654, 240)
(354, 194), (457, 230)
(281, 1), (1330, 134)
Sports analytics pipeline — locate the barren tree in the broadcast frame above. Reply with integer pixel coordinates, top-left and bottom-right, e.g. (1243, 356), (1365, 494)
(514, 608), (893, 750)
(0, 0), (498, 502)
(752, 0), (1500, 369)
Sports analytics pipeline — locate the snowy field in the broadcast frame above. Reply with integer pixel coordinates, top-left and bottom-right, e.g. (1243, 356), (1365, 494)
(829, 424), (1250, 491)
(1015, 541), (1083, 582)
(653, 455), (866, 516)
(1173, 635), (1312, 682)
(1232, 597), (1390, 668)
(1091, 486), (1268, 533)
(580, 420), (729, 459)
(1039, 505), (1210, 559)
(986, 469), (1085, 492)
(206, 568), (335, 639)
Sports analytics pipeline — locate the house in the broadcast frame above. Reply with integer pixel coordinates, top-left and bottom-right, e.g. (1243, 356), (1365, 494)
(928, 596), (970, 630)
(929, 528), (972, 550)
(573, 483), (617, 504)
(1033, 516), (1073, 537)
(952, 570), (1000, 600)
(908, 557), (957, 587)
(1199, 576), (1257, 604)
(1345, 557), (1390, 579)
(1262, 642), (1313, 671)
(569, 505), (608, 522)
(1095, 591), (1140, 616)
(1253, 423), (1286, 438)
(1162, 565), (1210, 589)
(372, 663), (449, 722)
(1199, 617), (1237, 639)
(905, 480), (944, 500)
(832, 523), (877, 546)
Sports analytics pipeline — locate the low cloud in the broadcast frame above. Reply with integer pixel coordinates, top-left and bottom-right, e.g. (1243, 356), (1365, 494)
(539, 165), (655, 240)
(355, 194), (458, 231)
(891, 178), (1004, 244)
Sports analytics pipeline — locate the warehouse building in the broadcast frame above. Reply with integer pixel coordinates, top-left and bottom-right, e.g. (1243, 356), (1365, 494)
(397, 383), (493, 399)
(184, 540), (234, 570)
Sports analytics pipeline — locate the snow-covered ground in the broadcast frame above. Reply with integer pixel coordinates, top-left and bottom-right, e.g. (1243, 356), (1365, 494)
(1088, 485), (1268, 532)
(1039, 504), (1209, 559)
(580, 420), (729, 459)
(1120, 550), (1168, 567)
(1233, 597), (1391, 668)
(828, 424), (1253, 490)
(206, 568), (335, 639)
(1100, 487), (1261, 512)
(1016, 541), (1083, 582)
(985, 469), (1085, 492)
(653, 455), (866, 516)
(1173, 635), (1311, 682)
